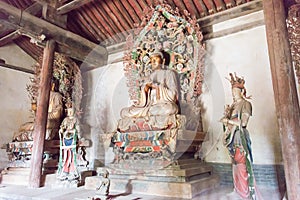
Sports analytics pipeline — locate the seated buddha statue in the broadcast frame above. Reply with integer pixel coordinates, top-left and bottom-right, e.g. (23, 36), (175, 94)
(13, 81), (64, 141)
(118, 51), (180, 132)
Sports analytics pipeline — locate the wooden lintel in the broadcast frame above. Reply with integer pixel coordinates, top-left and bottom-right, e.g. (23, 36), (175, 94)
(56, 0), (94, 15)
(204, 19), (265, 40)
(0, 30), (20, 46)
(25, 2), (43, 16)
(0, 62), (34, 74)
(0, 2), (42, 47)
(197, 0), (263, 28)
(0, 1), (108, 67)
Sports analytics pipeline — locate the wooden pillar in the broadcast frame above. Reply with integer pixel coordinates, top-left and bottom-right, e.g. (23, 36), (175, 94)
(262, 0), (300, 199)
(28, 40), (56, 188)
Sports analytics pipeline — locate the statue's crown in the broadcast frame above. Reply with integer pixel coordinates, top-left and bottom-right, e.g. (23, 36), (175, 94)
(229, 72), (245, 89)
(149, 49), (163, 59)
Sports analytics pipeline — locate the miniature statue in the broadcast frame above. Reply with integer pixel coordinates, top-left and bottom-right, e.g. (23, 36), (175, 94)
(13, 80), (63, 141)
(57, 107), (81, 181)
(118, 50), (179, 132)
(220, 73), (260, 200)
(95, 169), (110, 197)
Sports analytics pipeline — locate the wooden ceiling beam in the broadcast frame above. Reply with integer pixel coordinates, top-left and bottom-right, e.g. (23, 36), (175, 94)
(0, 30), (21, 46)
(137, 0), (149, 11)
(0, 1), (107, 67)
(113, 1), (135, 29)
(127, 0), (144, 21)
(236, 0), (246, 5)
(92, 2), (127, 39)
(173, 0), (188, 13)
(81, 5), (117, 43)
(105, 0), (131, 31)
(0, 61), (34, 74)
(0, 2), (42, 47)
(193, 0), (209, 17)
(197, 0), (263, 28)
(86, 3), (123, 43)
(25, 2), (43, 16)
(203, 0), (217, 14)
(223, 0), (236, 8)
(183, 0), (201, 18)
(214, 0), (227, 11)
(120, 0), (140, 24)
(56, 0), (94, 15)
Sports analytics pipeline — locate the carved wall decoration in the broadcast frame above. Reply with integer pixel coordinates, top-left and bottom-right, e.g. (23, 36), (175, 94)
(123, 1), (205, 109)
(27, 53), (83, 116)
(287, 3), (300, 84)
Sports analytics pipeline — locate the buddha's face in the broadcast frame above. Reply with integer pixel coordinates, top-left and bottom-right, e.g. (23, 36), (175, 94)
(150, 55), (163, 70)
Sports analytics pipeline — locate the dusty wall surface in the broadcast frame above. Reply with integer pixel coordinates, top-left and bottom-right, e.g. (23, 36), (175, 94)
(0, 44), (35, 169)
(201, 13), (282, 164)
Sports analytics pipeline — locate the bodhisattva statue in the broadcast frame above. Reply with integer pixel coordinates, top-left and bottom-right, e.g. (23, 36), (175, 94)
(57, 107), (81, 181)
(13, 81), (63, 141)
(118, 51), (179, 132)
(220, 73), (261, 200)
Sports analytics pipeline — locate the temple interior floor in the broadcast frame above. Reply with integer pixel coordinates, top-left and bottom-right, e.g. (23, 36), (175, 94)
(0, 183), (284, 200)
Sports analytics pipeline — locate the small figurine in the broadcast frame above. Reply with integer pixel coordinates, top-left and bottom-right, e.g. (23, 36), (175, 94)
(95, 168), (110, 199)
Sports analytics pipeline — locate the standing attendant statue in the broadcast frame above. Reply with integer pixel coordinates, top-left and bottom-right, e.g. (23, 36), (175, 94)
(220, 73), (262, 200)
(57, 107), (81, 181)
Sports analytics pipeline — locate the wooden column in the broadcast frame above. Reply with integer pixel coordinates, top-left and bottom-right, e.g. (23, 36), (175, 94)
(262, 1), (300, 199)
(28, 40), (56, 188)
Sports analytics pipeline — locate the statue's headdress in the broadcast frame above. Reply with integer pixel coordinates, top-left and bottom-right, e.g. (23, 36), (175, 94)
(149, 49), (164, 59)
(229, 73), (245, 89)
(227, 72), (251, 98)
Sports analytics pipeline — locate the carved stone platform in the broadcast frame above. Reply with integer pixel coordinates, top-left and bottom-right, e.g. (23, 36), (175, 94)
(2, 139), (92, 186)
(1, 167), (95, 187)
(85, 159), (219, 199)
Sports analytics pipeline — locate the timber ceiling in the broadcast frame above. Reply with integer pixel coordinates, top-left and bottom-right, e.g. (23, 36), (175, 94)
(0, 0), (263, 68)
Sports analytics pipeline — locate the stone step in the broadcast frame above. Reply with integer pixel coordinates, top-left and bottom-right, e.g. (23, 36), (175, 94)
(1, 174), (30, 186)
(175, 158), (203, 165)
(109, 163), (212, 177)
(1, 168), (94, 187)
(108, 168), (211, 183)
(85, 174), (220, 199)
(1, 167), (30, 175)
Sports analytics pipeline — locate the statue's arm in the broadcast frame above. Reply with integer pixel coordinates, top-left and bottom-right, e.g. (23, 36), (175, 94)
(221, 101), (252, 127)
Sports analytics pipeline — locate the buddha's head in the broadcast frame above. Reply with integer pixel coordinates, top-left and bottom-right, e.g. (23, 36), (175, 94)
(150, 51), (164, 70)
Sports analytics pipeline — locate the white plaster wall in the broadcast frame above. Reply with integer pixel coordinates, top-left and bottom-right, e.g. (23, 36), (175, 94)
(0, 44), (35, 169)
(201, 25), (282, 164)
(81, 51), (129, 167)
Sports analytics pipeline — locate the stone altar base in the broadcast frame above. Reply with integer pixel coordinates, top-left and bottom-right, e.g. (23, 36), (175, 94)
(85, 159), (219, 199)
(1, 168), (95, 187)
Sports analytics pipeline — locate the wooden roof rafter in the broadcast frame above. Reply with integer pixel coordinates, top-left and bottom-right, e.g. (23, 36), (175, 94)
(0, 1), (108, 67)
(127, 0), (144, 21)
(56, 0), (94, 15)
(120, 0), (140, 24)
(91, 1), (128, 40)
(86, 3), (124, 43)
